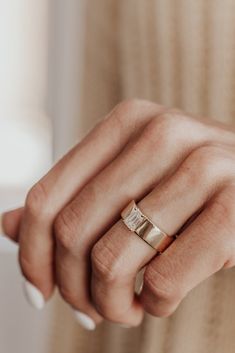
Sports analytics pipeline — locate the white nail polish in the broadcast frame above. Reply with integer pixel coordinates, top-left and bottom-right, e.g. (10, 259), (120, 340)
(23, 280), (45, 310)
(73, 310), (96, 330)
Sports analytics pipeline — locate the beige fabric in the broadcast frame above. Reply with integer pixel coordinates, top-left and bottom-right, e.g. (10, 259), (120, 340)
(49, 1), (235, 352)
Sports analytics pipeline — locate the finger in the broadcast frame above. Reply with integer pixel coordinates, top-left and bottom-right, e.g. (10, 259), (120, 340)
(140, 185), (235, 317)
(90, 145), (234, 325)
(1, 208), (23, 242)
(55, 116), (213, 325)
(19, 100), (163, 302)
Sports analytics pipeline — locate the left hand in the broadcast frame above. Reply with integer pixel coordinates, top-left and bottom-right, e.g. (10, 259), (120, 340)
(3, 99), (235, 329)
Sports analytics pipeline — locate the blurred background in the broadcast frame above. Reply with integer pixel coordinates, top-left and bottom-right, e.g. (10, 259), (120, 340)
(0, 1), (86, 352)
(2, 1), (235, 353)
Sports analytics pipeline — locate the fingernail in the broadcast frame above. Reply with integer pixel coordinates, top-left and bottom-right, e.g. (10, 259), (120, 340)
(73, 310), (96, 330)
(22, 280), (45, 310)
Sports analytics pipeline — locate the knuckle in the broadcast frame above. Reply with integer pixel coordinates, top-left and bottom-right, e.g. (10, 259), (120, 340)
(191, 145), (218, 165)
(211, 191), (235, 229)
(157, 111), (189, 130)
(54, 208), (78, 250)
(117, 98), (151, 115)
(142, 112), (189, 148)
(112, 99), (160, 127)
(143, 264), (181, 307)
(188, 144), (231, 182)
(25, 181), (50, 219)
(113, 99), (143, 125)
(91, 241), (123, 284)
(201, 194), (235, 262)
(117, 98), (143, 111)
(178, 145), (220, 188)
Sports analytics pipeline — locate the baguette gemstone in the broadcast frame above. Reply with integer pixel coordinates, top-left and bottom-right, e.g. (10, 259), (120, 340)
(121, 200), (174, 252)
(123, 204), (145, 231)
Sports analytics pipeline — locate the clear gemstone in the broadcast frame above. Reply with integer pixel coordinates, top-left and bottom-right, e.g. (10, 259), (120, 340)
(123, 206), (145, 231)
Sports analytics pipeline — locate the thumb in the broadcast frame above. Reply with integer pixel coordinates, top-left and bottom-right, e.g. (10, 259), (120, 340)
(1, 208), (24, 242)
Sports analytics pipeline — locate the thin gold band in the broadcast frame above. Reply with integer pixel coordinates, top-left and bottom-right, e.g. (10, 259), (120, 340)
(121, 200), (174, 253)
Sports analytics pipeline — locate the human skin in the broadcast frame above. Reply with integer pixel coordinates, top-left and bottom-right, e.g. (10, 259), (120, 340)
(3, 99), (235, 328)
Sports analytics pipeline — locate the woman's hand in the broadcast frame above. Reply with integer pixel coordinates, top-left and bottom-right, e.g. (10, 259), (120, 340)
(3, 99), (235, 329)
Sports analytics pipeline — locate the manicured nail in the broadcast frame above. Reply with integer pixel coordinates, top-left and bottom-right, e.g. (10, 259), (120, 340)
(22, 280), (45, 310)
(73, 310), (96, 330)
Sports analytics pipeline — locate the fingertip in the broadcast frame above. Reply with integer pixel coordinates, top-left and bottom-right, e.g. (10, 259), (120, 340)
(22, 279), (45, 310)
(73, 310), (97, 330)
(1, 208), (23, 241)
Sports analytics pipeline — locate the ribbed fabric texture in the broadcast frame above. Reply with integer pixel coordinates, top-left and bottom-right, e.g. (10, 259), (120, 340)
(49, 1), (235, 352)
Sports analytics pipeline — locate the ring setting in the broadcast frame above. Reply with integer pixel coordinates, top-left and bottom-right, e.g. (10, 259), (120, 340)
(121, 200), (174, 253)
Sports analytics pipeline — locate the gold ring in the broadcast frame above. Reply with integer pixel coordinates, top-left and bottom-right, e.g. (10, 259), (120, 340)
(121, 200), (174, 253)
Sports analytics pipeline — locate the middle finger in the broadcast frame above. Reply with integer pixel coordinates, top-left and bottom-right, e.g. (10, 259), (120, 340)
(54, 116), (209, 324)
(91, 145), (231, 325)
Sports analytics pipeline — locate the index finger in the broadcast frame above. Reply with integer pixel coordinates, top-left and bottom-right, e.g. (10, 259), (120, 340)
(19, 100), (164, 305)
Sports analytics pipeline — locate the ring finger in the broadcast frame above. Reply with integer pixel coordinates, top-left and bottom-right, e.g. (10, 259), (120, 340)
(90, 145), (232, 326)
(54, 118), (213, 326)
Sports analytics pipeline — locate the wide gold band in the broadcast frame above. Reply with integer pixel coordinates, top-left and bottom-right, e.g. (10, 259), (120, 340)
(121, 200), (174, 253)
